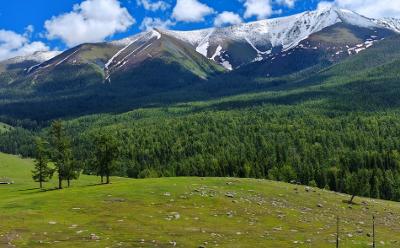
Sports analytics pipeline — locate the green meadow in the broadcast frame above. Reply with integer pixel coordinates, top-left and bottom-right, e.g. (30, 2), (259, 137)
(1, 152), (400, 247)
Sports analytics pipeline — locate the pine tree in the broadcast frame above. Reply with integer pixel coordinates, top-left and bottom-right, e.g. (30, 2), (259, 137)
(32, 138), (54, 189)
(49, 120), (74, 189)
(64, 148), (80, 187)
(90, 132), (119, 184)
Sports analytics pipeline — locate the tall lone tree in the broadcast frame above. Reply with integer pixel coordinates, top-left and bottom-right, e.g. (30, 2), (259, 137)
(346, 169), (371, 204)
(49, 120), (75, 189)
(32, 138), (54, 189)
(90, 132), (119, 184)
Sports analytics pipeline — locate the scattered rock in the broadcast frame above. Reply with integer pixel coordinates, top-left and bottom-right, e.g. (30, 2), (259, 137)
(172, 212), (180, 220)
(90, 233), (100, 240)
(225, 192), (235, 198)
(166, 212), (181, 220)
(226, 211), (234, 218)
(69, 224), (78, 229)
(48, 221), (57, 225)
(317, 204), (323, 208)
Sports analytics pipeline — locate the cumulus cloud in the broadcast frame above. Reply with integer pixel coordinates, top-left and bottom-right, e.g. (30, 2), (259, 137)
(320, 0), (400, 18)
(44, 0), (135, 47)
(244, 0), (273, 20)
(276, 0), (296, 8)
(139, 17), (175, 30)
(0, 28), (50, 61)
(214, 12), (243, 27)
(137, 0), (169, 11)
(172, 0), (214, 23)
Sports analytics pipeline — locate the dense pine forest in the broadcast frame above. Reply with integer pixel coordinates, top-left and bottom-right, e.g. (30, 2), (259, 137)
(2, 103), (400, 201)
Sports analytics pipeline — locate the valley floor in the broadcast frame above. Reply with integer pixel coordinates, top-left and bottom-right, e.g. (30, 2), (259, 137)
(1, 152), (400, 247)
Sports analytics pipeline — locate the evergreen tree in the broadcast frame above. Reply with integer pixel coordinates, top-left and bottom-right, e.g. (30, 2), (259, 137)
(64, 149), (80, 187)
(32, 138), (54, 189)
(90, 132), (119, 184)
(346, 169), (371, 204)
(49, 120), (74, 189)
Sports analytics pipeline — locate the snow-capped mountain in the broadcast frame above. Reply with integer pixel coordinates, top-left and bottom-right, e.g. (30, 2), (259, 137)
(2, 6), (400, 89)
(3, 51), (62, 65)
(0, 51), (62, 85)
(164, 7), (400, 70)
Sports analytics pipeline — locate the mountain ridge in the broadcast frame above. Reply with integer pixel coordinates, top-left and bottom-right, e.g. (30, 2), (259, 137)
(3, 7), (400, 70)
(1, 7), (400, 121)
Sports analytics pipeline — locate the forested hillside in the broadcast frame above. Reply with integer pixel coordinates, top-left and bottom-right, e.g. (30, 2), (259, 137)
(2, 35), (400, 201)
(1, 15), (400, 204)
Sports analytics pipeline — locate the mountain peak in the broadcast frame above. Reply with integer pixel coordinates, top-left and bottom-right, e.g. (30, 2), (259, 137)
(2, 50), (62, 64)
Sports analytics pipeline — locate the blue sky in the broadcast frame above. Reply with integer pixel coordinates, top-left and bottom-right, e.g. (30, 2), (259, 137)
(0, 0), (399, 61)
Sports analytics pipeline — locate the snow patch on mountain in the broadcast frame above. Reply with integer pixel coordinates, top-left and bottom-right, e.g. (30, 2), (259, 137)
(106, 37), (139, 70)
(163, 7), (399, 68)
(5, 51), (62, 64)
(375, 18), (400, 33)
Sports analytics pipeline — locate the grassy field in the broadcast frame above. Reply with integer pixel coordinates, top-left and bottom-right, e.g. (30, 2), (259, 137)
(1, 152), (400, 247)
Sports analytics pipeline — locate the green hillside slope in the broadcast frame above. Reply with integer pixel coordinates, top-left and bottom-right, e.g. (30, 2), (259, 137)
(1, 152), (400, 247)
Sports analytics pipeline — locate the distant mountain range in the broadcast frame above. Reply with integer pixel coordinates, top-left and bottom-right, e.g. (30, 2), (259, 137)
(0, 6), (400, 121)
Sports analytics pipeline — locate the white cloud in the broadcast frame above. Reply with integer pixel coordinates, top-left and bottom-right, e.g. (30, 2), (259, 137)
(276, 0), (296, 8)
(172, 0), (214, 23)
(244, 0), (273, 20)
(137, 0), (169, 11)
(0, 28), (50, 61)
(44, 0), (135, 47)
(214, 12), (243, 27)
(321, 0), (400, 18)
(140, 17), (175, 30)
(25, 25), (34, 36)
(317, 1), (334, 11)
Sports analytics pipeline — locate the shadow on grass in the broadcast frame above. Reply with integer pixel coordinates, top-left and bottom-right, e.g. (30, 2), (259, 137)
(17, 188), (38, 192)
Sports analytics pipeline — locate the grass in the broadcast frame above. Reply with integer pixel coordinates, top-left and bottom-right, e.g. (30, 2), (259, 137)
(1, 152), (400, 247)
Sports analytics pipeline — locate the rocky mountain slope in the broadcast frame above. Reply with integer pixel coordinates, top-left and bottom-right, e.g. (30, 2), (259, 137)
(165, 7), (400, 70)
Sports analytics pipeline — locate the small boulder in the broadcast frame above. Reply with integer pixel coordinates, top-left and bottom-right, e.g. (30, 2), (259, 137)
(90, 233), (100, 240)
(225, 192), (235, 198)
